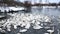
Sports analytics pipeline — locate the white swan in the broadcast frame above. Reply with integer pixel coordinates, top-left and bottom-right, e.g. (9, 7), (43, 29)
(44, 33), (49, 34)
(25, 23), (31, 29)
(19, 29), (27, 32)
(47, 30), (54, 34)
(33, 24), (43, 29)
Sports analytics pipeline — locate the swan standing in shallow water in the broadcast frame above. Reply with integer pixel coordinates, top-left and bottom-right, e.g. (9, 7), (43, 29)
(57, 29), (60, 34)
(47, 30), (54, 34)
(14, 25), (17, 29)
(33, 24), (43, 29)
(25, 23), (30, 29)
(44, 33), (49, 34)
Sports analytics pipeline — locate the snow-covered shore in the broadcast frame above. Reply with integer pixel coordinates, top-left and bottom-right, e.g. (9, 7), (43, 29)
(0, 7), (25, 12)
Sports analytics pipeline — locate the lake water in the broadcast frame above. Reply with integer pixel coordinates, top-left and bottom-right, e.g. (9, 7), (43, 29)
(0, 6), (60, 34)
(32, 6), (60, 16)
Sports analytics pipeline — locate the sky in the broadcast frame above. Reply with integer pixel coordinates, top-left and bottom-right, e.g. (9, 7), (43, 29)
(15, 0), (60, 3)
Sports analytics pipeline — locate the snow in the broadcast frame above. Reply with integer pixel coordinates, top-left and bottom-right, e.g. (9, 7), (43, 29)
(0, 7), (25, 12)
(9, 7), (24, 11)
